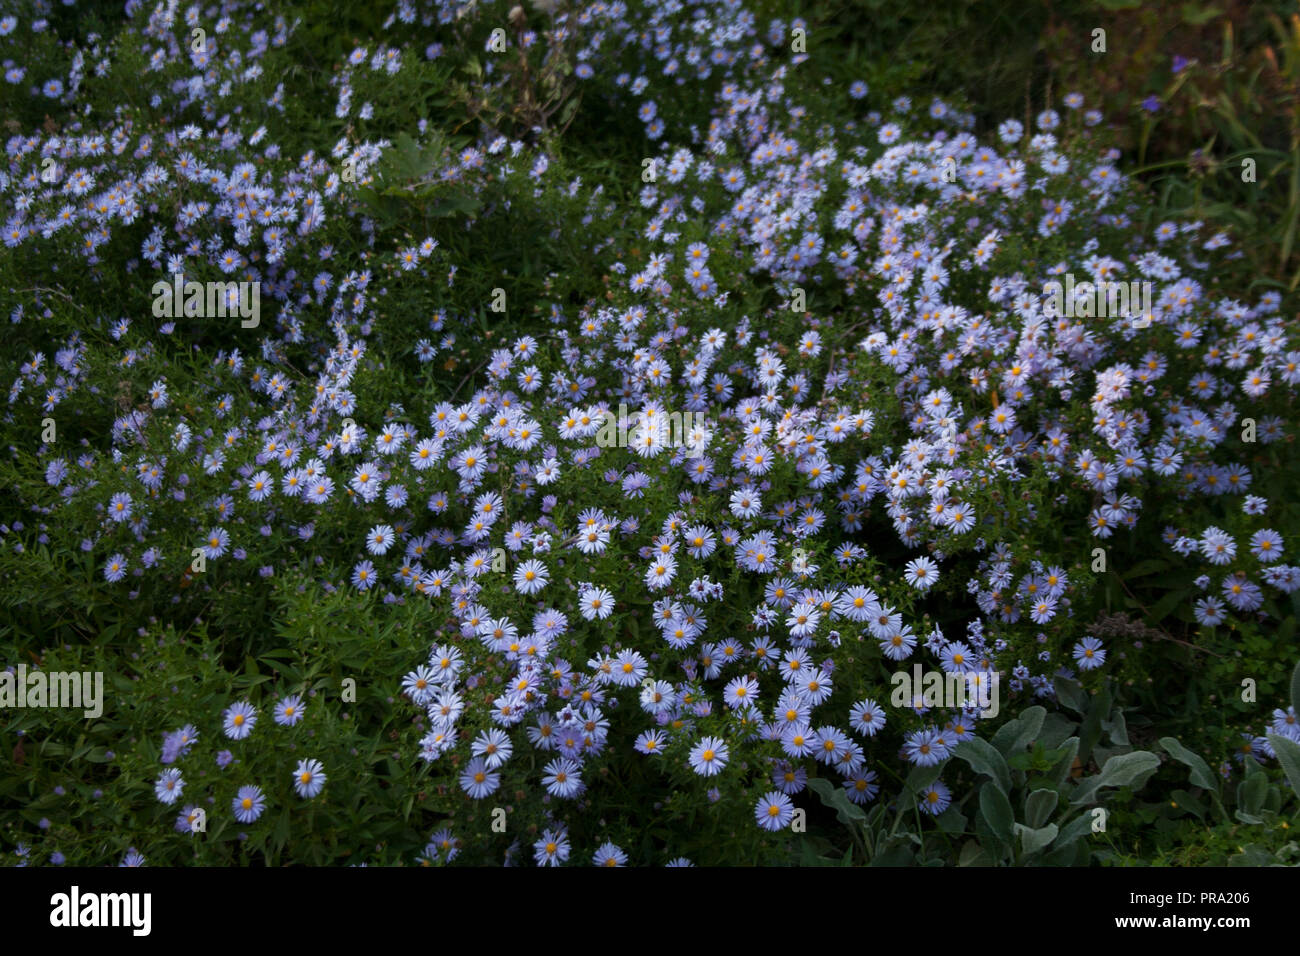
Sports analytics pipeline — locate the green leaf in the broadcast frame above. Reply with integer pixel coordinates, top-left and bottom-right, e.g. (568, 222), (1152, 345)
(1228, 844), (1275, 866)
(1048, 736), (1081, 787)
(1146, 588), (1190, 624)
(1079, 683), (1112, 766)
(1019, 822), (1059, 856)
(1159, 736), (1221, 795)
(903, 761), (946, 798)
(1181, 4), (1223, 25)
(1290, 659), (1300, 716)
(1267, 734), (1300, 797)
(1053, 676), (1088, 715)
(868, 841), (916, 866)
(936, 806), (967, 835)
(1170, 789), (1206, 820)
(1070, 750), (1160, 806)
(953, 737), (1011, 795)
(1038, 712), (1079, 750)
(979, 781), (1015, 845)
(807, 776), (867, 828)
(958, 839), (992, 867)
(1024, 788), (1058, 829)
(992, 705), (1044, 757)
(1122, 558), (1168, 580)
(1052, 811), (1097, 850)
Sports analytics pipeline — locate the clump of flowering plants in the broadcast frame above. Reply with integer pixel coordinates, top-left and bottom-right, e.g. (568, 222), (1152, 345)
(1, 0), (1298, 867)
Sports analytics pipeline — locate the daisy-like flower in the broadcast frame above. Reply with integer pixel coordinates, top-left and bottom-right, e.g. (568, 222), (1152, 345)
(635, 729), (666, 755)
(403, 665), (438, 705)
(274, 695), (305, 727)
(1249, 528), (1283, 563)
(154, 769), (185, 805)
(458, 757), (499, 799)
(904, 556), (939, 590)
(247, 470), (273, 501)
(849, 698), (887, 736)
(103, 553), (128, 583)
(176, 805), (205, 835)
(593, 842), (628, 867)
(1072, 636), (1106, 670)
(903, 727), (946, 766)
(542, 757), (584, 798)
(843, 770), (881, 805)
(534, 828), (570, 867)
(639, 542), (680, 585)
(366, 524), (396, 555)
(201, 526), (230, 560)
(578, 585), (615, 620)
(108, 492), (133, 523)
(293, 758), (327, 799)
(232, 785), (266, 823)
(472, 728), (513, 769)
(1193, 596), (1227, 627)
(754, 790), (795, 831)
(222, 701), (257, 740)
(514, 558), (549, 595)
(689, 735), (729, 777)
(723, 675), (759, 709)
(919, 780), (951, 815)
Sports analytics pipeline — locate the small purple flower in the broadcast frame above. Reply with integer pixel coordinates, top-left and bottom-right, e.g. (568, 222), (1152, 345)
(1141, 95), (1161, 113)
